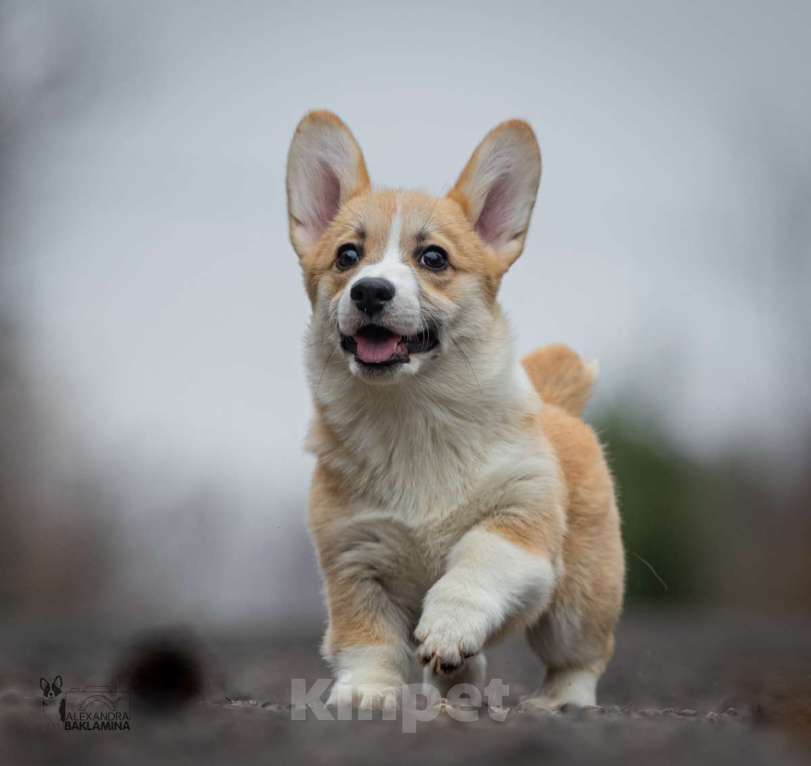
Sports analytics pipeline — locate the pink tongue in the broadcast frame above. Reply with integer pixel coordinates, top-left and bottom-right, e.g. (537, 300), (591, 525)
(355, 333), (402, 364)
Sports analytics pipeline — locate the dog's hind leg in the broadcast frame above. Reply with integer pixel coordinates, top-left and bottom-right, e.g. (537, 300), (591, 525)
(522, 575), (619, 710)
(521, 403), (624, 710)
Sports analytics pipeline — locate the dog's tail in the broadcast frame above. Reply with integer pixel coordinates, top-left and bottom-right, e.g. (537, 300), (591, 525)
(521, 344), (598, 417)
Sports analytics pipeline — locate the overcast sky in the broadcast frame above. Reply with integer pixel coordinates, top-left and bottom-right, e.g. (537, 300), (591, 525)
(3, 0), (809, 621)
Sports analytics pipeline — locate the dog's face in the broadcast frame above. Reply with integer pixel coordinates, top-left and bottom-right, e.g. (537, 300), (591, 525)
(40, 675), (63, 701)
(286, 112), (541, 384)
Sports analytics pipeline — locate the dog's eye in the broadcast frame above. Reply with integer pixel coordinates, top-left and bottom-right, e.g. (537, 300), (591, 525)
(335, 244), (362, 271)
(418, 246), (448, 271)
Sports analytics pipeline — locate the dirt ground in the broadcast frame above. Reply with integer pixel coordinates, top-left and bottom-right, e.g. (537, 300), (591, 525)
(2, 607), (810, 765)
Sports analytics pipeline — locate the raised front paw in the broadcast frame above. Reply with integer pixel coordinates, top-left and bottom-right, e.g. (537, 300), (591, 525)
(414, 601), (487, 676)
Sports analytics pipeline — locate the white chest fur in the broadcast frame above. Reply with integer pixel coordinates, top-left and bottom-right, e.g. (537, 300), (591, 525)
(307, 329), (554, 531)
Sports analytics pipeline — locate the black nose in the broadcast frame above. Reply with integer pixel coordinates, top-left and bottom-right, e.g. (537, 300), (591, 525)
(350, 277), (396, 317)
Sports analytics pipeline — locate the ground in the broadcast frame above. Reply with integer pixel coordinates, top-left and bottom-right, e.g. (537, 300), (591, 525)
(1, 608), (810, 765)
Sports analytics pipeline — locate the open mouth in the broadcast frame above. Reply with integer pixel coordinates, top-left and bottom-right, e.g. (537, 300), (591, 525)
(340, 324), (439, 367)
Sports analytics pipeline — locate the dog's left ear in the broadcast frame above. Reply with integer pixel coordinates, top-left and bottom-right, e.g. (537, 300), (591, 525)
(52, 675), (63, 691)
(286, 111), (371, 258)
(448, 120), (541, 270)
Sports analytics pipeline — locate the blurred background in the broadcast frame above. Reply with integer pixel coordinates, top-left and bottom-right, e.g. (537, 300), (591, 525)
(1, 0), (809, 636)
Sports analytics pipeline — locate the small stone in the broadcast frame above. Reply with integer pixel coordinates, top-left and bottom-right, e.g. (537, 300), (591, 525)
(261, 702), (290, 713)
(227, 697), (258, 707)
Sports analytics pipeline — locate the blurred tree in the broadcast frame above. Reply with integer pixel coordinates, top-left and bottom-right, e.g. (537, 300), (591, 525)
(597, 405), (811, 614)
(596, 409), (710, 604)
(0, 0), (118, 621)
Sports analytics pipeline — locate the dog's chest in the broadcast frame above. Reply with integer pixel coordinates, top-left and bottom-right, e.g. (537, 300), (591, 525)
(350, 427), (550, 569)
(313, 360), (549, 571)
(318, 386), (493, 507)
(344, 413), (501, 525)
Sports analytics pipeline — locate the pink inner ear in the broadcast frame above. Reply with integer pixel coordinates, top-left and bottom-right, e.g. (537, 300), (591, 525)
(312, 159), (341, 234)
(475, 173), (514, 247)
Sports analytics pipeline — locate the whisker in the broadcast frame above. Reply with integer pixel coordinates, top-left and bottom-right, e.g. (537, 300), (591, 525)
(630, 551), (669, 592)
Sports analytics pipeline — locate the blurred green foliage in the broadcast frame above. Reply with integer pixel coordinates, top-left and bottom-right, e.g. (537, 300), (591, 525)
(595, 409), (713, 604)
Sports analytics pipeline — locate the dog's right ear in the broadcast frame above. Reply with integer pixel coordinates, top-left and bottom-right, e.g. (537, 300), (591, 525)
(286, 111), (370, 258)
(40, 678), (49, 693)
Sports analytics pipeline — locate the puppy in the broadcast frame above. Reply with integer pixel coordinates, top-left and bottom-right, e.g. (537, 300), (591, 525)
(286, 112), (624, 711)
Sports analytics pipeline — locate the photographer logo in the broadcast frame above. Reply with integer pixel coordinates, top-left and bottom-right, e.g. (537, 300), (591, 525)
(40, 676), (131, 732)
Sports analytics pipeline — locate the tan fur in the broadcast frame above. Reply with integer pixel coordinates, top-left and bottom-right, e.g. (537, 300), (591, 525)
(483, 508), (561, 558)
(531, 404), (624, 669)
(481, 403), (623, 663)
(286, 111), (624, 708)
(522, 344), (597, 417)
(287, 110), (371, 266)
(298, 189), (504, 309)
(448, 119), (542, 270)
(309, 466), (397, 650)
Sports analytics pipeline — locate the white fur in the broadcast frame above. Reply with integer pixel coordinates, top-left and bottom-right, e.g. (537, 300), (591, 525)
(415, 529), (556, 668)
(326, 644), (409, 710)
(524, 667), (599, 709)
(307, 310), (554, 524)
(336, 203), (423, 338)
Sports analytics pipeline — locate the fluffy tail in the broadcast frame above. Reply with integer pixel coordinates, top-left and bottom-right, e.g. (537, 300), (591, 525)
(521, 344), (598, 417)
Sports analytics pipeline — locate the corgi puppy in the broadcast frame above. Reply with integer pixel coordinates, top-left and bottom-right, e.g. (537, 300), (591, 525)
(286, 112), (624, 711)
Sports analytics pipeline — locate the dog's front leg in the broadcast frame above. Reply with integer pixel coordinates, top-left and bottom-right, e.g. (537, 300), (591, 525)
(311, 469), (425, 711)
(415, 516), (560, 675)
(320, 562), (411, 713)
